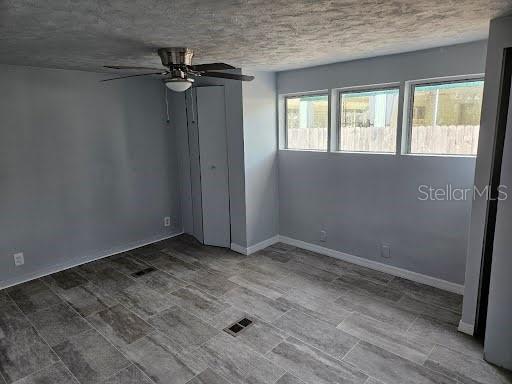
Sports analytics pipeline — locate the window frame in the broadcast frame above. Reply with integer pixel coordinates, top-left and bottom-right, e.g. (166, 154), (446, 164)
(336, 84), (401, 154)
(404, 75), (485, 157)
(284, 91), (330, 151)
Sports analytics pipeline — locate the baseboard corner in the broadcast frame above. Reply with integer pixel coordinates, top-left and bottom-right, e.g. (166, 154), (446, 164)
(458, 320), (475, 336)
(278, 235), (464, 295)
(230, 243), (248, 255)
(231, 235), (280, 256)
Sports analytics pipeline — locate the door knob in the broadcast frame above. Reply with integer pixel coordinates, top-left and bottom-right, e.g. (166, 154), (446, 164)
(210, 165), (217, 170)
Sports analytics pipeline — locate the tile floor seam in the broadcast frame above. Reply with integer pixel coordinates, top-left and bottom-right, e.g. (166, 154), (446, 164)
(333, 270), (395, 288)
(340, 339), (361, 361)
(85, 310), (157, 353)
(6, 295), (83, 384)
(347, 339), (460, 384)
(268, 308), (294, 326)
(56, 295), (145, 379)
(98, 363), (158, 384)
(275, 333), (363, 368)
(103, 259), (190, 292)
(400, 293), (463, 315)
(40, 276), (115, 318)
(41, 271), (159, 334)
(334, 310), (356, 328)
(175, 313), (288, 382)
(268, 309), (374, 365)
(266, 336), (369, 383)
(269, 271), (294, 285)
(423, 342), (438, 366)
(178, 283), (231, 302)
(55, 327), (133, 383)
(338, 312), (436, 366)
(270, 371), (288, 384)
(19, 296), (69, 315)
(142, 307), (224, 359)
(419, 354), (462, 384)
(404, 314), (421, 334)
(183, 372), (200, 384)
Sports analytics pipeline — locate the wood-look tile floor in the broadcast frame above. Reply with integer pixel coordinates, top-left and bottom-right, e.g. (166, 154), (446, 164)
(1, 235), (511, 384)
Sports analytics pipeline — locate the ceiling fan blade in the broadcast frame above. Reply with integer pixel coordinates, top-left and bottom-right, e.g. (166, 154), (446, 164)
(100, 72), (164, 82)
(198, 71), (254, 81)
(104, 65), (166, 71)
(189, 63), (236, 71)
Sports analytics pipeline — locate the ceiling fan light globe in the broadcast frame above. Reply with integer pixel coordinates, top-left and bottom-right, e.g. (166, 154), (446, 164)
(165, 79), (192, 92)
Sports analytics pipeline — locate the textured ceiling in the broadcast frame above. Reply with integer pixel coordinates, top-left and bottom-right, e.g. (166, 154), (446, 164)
(0, 0), (511, 72)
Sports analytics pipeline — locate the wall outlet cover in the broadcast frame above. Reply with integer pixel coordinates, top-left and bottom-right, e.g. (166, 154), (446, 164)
(14, 252), (24, 266)
(381, 244), (391, 258)
(164, 216), (171, 227)
(320, 230), (327, 242)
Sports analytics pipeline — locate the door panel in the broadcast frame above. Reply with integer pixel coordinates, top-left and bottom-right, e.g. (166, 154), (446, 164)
(483, 73), (512, 370)
(196, 86), (231, 247)
(186, 89), (204, 243)
(171, 91), (193, 235)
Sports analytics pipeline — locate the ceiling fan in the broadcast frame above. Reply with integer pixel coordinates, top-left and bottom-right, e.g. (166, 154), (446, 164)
(102, 47), (254, 92)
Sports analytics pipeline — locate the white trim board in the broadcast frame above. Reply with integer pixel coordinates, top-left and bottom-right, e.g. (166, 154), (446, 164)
(458, 321), (475, 336)
(278, 235), (464, 294)
(0, 231), (184, 291)
(231, 235), (280, 255)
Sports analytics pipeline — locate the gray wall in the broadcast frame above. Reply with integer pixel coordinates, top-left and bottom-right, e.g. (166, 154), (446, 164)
(0, 64), (181, 288)
(242, 71), (279, 247)
(462, 14), (512, 369)
(277, 41), (487, 285)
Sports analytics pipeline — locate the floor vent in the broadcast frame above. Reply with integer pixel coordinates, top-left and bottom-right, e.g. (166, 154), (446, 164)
(224, 317), (254, 337)
(131, 267), (156, 277)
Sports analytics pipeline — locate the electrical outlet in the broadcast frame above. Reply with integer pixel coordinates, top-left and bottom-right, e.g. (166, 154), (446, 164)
(320, 230), (327, 242)
(14, 252), (24, 267)
(381, 244), (391, 258)
(164, 216), (171, 227)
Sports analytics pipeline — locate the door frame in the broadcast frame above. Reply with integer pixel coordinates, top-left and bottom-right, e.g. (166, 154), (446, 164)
(475, 47), (512, 339)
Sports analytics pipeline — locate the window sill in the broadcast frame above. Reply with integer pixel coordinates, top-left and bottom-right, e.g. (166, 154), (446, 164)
(279, 148), (328, 153)
(401, 153), (477, 159)
(332, 150), (396, 155)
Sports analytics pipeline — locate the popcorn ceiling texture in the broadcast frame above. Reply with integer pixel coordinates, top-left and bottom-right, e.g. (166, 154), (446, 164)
(0, 0), (511, 72)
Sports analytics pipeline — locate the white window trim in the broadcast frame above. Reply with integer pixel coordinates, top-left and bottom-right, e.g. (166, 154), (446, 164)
(334, 83), (401, 155)
(402, 74), (485, 157)
(280, 90), (330, 152)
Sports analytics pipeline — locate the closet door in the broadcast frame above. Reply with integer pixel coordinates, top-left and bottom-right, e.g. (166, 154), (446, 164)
(196, 86), (231, 247)
(186, 89), (204, 243)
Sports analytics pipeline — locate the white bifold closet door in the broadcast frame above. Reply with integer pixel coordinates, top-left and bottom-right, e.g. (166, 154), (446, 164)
(192, 86), (231, 247)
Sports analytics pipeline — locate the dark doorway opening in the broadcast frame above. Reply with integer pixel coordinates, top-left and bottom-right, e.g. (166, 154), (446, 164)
(475, 47), (512, 340)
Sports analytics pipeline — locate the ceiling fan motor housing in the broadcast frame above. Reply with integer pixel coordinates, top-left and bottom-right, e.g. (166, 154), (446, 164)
(158, 47), (194, 68)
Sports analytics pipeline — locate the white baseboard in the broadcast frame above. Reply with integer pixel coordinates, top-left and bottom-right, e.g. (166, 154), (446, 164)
(458, 320), (475, 335)
(0, 231), (184, 291)
(4, 231), (464, 297)
(230, 243), (248, 255)
(231, 235), (280, 256)
(278, 235), (464, 295)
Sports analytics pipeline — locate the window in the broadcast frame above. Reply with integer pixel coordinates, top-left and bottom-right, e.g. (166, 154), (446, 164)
(285, 94), (328, 150)
(338, 87), (399, 153)
(408, 79), (484, 155)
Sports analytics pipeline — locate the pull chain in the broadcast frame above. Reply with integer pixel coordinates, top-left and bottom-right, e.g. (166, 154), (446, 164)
(189, 88), (196, 123)
(165, 86), (170, 123)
